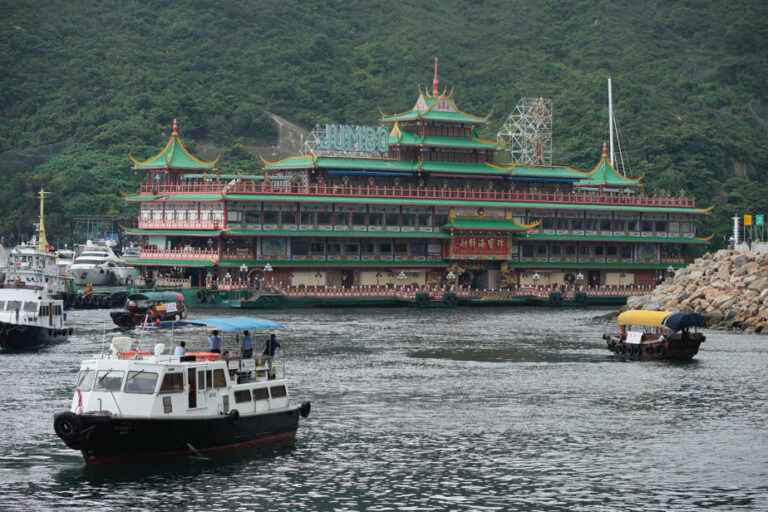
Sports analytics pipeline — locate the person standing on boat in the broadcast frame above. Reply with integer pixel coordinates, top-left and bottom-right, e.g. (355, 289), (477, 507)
(208, 330), (222, 353)
(241, 330), (253, 358)
(263, 333), (281, 358)
(174, 341), (187, 356)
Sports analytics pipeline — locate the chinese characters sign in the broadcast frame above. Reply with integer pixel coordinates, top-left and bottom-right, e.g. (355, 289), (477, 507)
(447, 237), (509, 259)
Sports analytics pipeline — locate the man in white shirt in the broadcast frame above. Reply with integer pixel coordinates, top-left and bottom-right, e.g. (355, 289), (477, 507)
(174, 341), (187, 356)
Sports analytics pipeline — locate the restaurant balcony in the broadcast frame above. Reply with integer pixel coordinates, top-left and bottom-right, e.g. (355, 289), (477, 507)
(138, 219), (224, 230)
(139, 247), (219, 262)
(138, 181), (697, 209)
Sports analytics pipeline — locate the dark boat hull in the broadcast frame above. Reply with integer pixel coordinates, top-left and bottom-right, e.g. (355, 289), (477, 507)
(110, 310), (183, 329)
(604, 332), (705, 361)
(54, 405), (304, 464)
(0, 321), (71, 350)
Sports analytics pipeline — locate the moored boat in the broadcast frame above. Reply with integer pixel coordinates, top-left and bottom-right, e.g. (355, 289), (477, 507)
(110, 291), (186, 329)
(603, 310), (706, 361)
(53, 318), (310, 464)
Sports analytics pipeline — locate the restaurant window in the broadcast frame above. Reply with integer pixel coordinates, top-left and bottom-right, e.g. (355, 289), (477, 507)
(655, 221), (667, 232)
(434, 213), (449, 227)
(556, 218), (569, 230)
(326, 242), (341, 256)
(343, 242), (360, 255)
(125, 371), (159, 394)
(378, 241), (392, 254)
(385, 212), (400, 226)
(641, 220), (654, 232)
(361, 242), (375, 254)
(565, 245), (576, 257)
(300, 211), (314, 226)
(291, 240), (309, 256)
(542, 218), (555, 229)
(606, 246), (618, 256)
(600, 219), (612, 231)
(245, 211), (261, 224)
(317, 211), (332, 225)
(401, 214), (415, 227)
(234, 389), (252, 403)
(580, 246), (591, 256)
(550, 245), (561, 257)
(263, 211), (279, 224)
(281, 211), (297, 225)
(309, 241), (325, 254)
(352, 212), (366, 225)
(369, 213), (384, 226)
(595, 246), (604, 256)
(521, 245), (534, 257)
(536, 245), (547, 256)
(612, 220), (625, 232)
(394, 242), (408, 256)
(584, 219), (598, 231)
(620, 246), (633, 259)
(159, 373), (184, 393)
(337, 212), (352, 227)
(571, 219), (583, 231)
(417, 213), (432, 227)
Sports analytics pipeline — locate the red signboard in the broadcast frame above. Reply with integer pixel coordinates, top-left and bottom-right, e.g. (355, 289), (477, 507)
(447, 237), (509, 259)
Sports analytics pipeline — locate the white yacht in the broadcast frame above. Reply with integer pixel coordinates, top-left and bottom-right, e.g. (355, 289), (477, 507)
(69, 241), (138, 286)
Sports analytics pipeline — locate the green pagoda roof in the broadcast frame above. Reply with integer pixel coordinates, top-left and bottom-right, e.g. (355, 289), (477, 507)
(381, 92), (488, 125)
(388, 126), (497, 149)
(130, 120), (219, 171)
(577, 145), (640, 187)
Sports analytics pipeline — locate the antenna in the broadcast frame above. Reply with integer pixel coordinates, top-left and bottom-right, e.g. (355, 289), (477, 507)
(608, 76), (615, 167)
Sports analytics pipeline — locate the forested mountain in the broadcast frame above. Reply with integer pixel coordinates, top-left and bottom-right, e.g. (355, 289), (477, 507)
(2, 0), (767, 246)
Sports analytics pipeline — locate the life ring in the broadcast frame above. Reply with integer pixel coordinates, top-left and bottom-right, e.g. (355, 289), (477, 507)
(299, 401), (311, 418)
(54, 412), (81, 442)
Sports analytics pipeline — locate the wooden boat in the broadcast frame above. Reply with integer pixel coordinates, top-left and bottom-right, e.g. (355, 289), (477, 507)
(53, 317), (310, 464)
(603, 310), (706, 361)
(110, 291), (186, 329)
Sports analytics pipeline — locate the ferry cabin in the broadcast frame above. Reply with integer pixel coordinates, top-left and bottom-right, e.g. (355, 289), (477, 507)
(0, 288), (66, 331)
(72, 352), (290, 418)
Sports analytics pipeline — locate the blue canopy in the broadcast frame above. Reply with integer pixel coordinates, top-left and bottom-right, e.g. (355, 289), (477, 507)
(662, 312), (706, 332)
(183, 316), (285, 332)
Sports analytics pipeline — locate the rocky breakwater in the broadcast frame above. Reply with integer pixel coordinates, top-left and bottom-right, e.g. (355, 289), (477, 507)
(626, 250), (768, 333)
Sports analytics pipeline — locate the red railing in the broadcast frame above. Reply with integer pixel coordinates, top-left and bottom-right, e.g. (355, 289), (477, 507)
(140, 248), (219, 262)
(138, 220), (223, 230)
(139, 181), (697, 208)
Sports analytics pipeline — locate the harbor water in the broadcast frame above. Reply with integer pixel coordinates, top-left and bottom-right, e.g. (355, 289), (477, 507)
(0, 308), (766, 511)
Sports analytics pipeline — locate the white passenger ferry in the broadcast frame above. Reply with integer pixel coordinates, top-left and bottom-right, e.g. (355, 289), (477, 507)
(53, 318), (310, 464)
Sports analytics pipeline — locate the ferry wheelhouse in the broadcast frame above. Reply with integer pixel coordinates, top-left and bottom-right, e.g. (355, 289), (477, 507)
(121, 67), (710, 304)
(54, 318), (310, 464)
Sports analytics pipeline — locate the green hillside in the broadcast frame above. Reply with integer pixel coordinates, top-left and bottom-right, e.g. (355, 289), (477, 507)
(2, 0), (767, 245)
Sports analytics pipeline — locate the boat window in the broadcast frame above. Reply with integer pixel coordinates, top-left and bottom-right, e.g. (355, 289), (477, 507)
(252, 387), (269, 401)
(234, 389), (252, 403)
(270, 385), (287, 399)
(94, 370), (125, 392)
(124, 371), (159, 394)
(198, 370), (207, 390)
(0, 301), (4, 310)
(23, 302), (38, 312)
(206, 370), (212, 388)
(212, 369), (227, 388)
(54, 305), (62, 315)
(159, 373), (184, 393)
(76, 369), (95, 390)
(39, 305), (49, 316)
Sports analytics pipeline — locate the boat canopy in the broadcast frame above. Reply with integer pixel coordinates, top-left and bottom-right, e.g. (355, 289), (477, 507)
(617, 310), (705, 332)
(183, 316), (285, 332)
(128, 292), (184, 302)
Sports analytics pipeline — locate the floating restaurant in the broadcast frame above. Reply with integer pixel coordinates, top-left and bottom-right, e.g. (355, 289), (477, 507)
(123, 66), (710, 302)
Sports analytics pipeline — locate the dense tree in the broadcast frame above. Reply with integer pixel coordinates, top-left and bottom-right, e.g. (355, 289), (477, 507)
(1, 0), (766, 246)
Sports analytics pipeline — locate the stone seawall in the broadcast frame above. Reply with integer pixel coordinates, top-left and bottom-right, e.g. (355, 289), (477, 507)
(626, 250), (768, 333)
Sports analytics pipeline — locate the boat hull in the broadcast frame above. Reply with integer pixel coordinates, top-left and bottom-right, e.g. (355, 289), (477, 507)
(54, 405), (306, 464)
(0, 321), (71, 350)
(604, 332), (705, 361)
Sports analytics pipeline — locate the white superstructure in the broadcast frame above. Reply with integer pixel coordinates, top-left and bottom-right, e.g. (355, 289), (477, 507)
(69, 241), (138, 286)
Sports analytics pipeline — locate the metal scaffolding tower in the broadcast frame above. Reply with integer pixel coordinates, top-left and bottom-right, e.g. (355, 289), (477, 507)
(497, 97), (553, 166)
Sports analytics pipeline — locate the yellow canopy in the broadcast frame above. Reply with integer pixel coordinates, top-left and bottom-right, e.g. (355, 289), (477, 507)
(617, 310), (672, 327)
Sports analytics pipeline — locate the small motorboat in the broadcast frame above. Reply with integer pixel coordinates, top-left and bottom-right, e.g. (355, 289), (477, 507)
(110, 291), (186, 329)
(53, 317), (311, 464)
(603, 310), (706, 361)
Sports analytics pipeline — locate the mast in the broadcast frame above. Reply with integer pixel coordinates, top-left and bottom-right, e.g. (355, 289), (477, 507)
(432, 57), (439, 96)
(608, 76), (615, 167)
(37, 188), (50, 252)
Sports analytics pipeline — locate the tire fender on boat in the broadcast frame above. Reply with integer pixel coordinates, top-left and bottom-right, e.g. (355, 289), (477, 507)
(299, 401), (311, 418)
(54, 412), (81, 441)
(228, 409), (240, 422)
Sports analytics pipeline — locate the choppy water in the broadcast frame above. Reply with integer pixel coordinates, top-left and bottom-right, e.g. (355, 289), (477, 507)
(0, 307), (766, 511)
